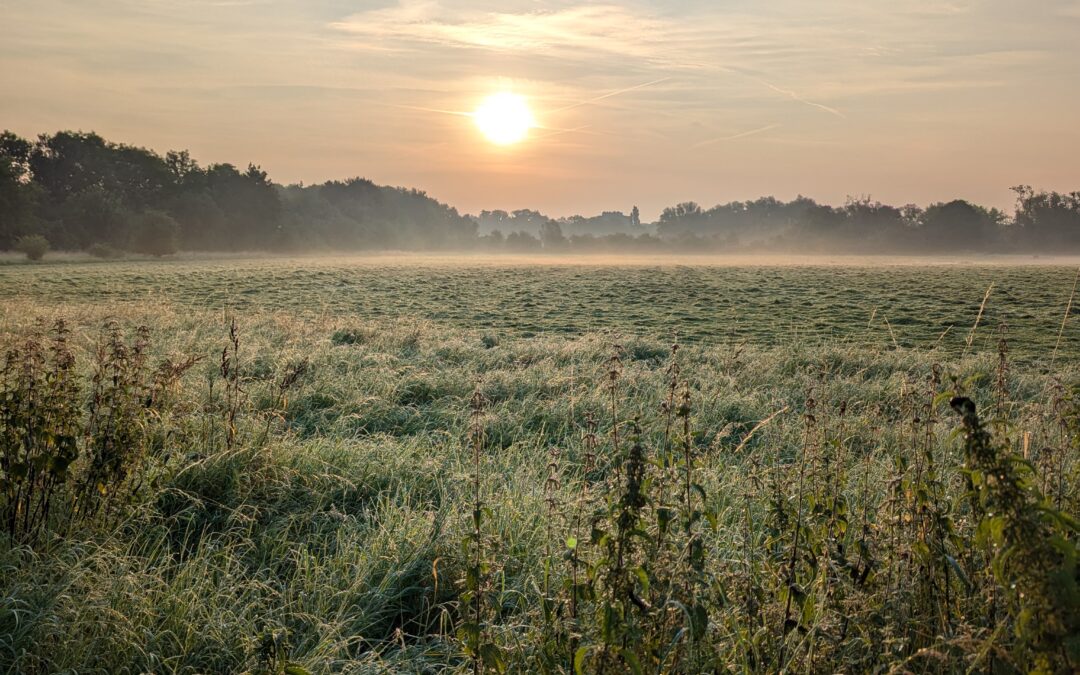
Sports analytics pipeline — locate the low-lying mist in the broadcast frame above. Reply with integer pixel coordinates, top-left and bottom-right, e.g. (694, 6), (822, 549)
(4, 131), (1080, 261)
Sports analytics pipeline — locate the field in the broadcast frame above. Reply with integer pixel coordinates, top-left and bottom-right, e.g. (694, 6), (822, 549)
(3, 254), (1079, 358)
(0, 255), (1077, 673)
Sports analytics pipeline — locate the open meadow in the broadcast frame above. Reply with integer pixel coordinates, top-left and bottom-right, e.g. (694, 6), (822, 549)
(1, 256), (1078, 673)
(3, 254), (1079, 358)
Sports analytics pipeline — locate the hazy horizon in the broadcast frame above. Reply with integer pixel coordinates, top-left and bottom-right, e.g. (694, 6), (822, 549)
(4, 1), (1080, 220)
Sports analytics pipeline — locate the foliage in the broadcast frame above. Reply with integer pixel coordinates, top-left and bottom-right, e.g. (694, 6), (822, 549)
(951, 396), (1079, 672)
(14, 234), (48, 260)
(0, 321), (196, 544)
(0, 265), (1077, 673)
(3, 129), (1080, 254)
(131, 209), (180, 256)
(86, 242), (124, 259)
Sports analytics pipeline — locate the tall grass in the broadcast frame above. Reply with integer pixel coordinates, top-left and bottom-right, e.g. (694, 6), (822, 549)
(0, 298), (1076, 673)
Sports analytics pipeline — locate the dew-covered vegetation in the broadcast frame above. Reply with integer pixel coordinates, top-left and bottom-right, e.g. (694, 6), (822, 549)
(0, 258), (1077, 674)
(1, 256), (1078, 358)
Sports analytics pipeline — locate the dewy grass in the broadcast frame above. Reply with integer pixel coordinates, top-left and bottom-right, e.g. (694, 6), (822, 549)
(0, 260), (1076, 673)
(1, 258), (1079, 361)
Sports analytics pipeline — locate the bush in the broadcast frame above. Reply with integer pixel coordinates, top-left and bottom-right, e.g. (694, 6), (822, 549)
(86, 242), (124, 259)
(131, 210), (179, 257)
(13, 234), (48, 261)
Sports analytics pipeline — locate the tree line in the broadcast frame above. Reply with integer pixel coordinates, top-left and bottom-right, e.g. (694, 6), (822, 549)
(2, 130), (1078, 256)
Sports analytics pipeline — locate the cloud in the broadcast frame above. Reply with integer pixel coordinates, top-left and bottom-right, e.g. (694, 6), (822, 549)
(332, 3), (668, 57)
(331, 2), (856, 118)
(3, 0), (1078, 216)
(329, 0), (1060, 121)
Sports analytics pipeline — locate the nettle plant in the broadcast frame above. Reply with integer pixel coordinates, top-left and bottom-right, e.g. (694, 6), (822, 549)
(951, 396), (1079, 673)
(0, 320), (199, 545)
(496, 344), (723, 674)
(0, 321), (80, 542)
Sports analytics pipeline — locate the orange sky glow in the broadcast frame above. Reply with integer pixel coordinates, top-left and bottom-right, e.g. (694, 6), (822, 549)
(2, 1), (1078, 219)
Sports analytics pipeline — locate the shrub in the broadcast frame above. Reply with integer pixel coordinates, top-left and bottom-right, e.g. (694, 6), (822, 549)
(13, 234), (48, 261)
(86, 242), (124, 259)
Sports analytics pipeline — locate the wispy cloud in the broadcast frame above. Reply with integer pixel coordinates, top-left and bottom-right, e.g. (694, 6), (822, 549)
(332, 3), (668, 57)
(2, 0), (1078, 217)
(331, 2), (853, 118)
(329, 0), (1049, 122)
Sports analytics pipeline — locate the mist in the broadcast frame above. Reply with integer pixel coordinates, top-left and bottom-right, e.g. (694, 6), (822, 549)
(3, 130), (1079, 259)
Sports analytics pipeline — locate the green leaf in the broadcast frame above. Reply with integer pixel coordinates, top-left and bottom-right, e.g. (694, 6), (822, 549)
(944, 554), (972, 590)
(691, 603), (708, 640)
(619, 648), (644, 675)
(633, 566), (650, 595)
(932, 391), (955, 408)
(692, 482), (708, 501)
(479, 643), (506, 673)
(704, 510), (718, 531)
(573, 646), (589, 675)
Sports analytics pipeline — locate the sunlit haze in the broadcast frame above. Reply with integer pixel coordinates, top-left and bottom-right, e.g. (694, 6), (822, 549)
(3, 1), (1079, 218)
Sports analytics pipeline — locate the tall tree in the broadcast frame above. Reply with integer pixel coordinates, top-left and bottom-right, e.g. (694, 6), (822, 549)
(0, 131), (38, 248)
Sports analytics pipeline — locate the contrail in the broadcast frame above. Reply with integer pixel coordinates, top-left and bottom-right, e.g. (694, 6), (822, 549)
(751, 77), (846, 119)
(533, 125), (630, 140)
(390, 103), (474, 117)
(550, 77), (671, 113)
(533, 125), (593, 140)
(692, 123), (780, 148)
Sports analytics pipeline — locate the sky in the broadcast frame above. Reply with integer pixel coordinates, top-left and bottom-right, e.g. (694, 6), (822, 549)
(2, 0), (1078, 219)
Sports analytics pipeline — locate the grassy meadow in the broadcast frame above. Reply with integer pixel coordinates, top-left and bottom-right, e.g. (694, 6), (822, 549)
(3, 255), (1080, 358)
(0, 256), (1077, 673)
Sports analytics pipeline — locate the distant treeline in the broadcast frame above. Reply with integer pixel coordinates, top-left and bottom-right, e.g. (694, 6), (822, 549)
(2, 130), (1079, 256)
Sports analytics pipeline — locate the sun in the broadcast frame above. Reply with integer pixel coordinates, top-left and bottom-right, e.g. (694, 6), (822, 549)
(472, 92), (535, 146)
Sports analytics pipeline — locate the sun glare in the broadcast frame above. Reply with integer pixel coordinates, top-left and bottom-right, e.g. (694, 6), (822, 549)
(472, 92), (535, 146)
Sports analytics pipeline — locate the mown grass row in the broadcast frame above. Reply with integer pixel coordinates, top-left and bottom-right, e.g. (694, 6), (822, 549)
(2, 259), (1078, 360)
(0, 301), (1077, 673)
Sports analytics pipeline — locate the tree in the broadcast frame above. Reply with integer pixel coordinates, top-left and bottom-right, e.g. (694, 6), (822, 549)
(204, 163), (282, 249)
(656, 202), (705, 238)
(480, 229), (505, 250)
(660, 201), (702, 223)
(5, 128), (1074, 256)
(29, 131), (170, 208)
(478, 209), (511, 234)
(1011, 186), (1080, 250)
(165, 149), (201, 184)
(505, 231), (541, 251)
(920, 199), (1000, 251)
(57, 185), (133, 249)
(168, 190), (226, 250)
(0, 131), (37, 249)
(539, 220), (567, 250)
(131, 209), (179, 256)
